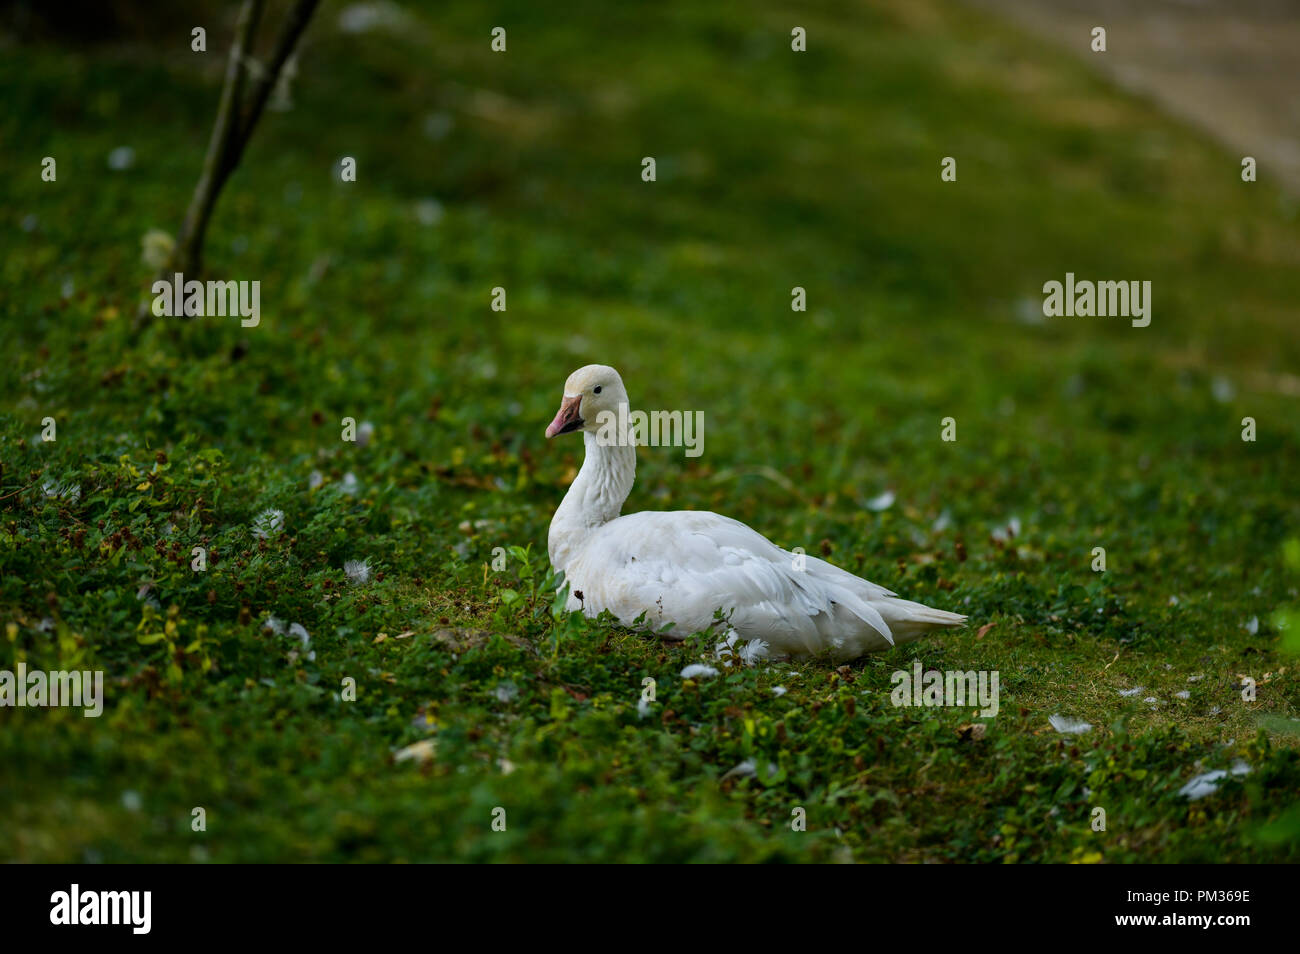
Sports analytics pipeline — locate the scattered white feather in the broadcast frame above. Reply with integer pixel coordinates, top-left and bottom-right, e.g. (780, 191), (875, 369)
(252, 508), (284, 539)
(1179, 760), (1251, 801)
(680, 664), (719, 679)
(1175, 690), (1190, 699)
(721, 759), (778, 780)
(415, 197), (444, 225)
(393, 738), (436, 764)
(866, 490), (895, 511)
(344, 559), (372, 585)
(1211, 376), (1235, 404)
(1117, 686), (1144, 697)
(42, 479), (81, 502)
(338, 1), (411, 34)
(140, 229), (173, 269)
(266, 619), (314, 662)
(422, 112), (454, 141)
(714, 632), (738, 661)
(107, 146), (135, 171)
(1016, 297), (1046, 325)
(1243, 616), (1259, 635)
(772, 686), (787, 697)
(1048, 714), (1092, 735)
(715, 631), (768, 665)
(288, 623), (315, 660)
(356, 421), (375, 448)
(722, 759), (757, 779)
(637, 696), (653, 719)
(991, 517), (1021, 542)
(339, 472), (360, 495)
(494, 682), (518, 703)
(308, 470), (324, 490)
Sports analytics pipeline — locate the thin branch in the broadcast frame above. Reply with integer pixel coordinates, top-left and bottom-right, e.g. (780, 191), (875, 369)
(231, 0), (320, 163)
(0, 481), (39, 504)
(139, 0), (320, 333)
(170, 0), (265, 278)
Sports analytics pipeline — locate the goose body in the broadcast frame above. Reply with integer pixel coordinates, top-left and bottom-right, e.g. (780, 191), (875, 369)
(544, 365), (966, 661)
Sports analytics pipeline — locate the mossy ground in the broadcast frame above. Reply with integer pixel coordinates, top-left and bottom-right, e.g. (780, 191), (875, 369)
(1, 0), (1297, 862)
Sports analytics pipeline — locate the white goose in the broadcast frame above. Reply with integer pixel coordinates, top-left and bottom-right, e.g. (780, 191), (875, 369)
(544, 365), (966, 661)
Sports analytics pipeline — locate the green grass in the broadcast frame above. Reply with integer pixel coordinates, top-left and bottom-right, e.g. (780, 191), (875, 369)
(1, 0), (1298, 862)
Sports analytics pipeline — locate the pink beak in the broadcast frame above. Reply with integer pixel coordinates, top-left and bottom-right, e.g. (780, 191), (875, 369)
(545, 395), (584, 438)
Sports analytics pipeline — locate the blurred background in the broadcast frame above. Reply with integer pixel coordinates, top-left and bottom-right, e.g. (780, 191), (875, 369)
(970, 0), (1300, 191)
(1, 1), (1297, 862)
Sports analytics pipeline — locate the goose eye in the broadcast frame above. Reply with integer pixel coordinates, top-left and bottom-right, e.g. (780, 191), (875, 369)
(593, 386), (602, 394)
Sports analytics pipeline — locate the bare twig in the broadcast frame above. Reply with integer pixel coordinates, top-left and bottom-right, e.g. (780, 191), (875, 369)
(170, 0), (265, 280)
(140, 0), (320, 331)
(0, 481), (39, 504)
(234, 0), (320, 152)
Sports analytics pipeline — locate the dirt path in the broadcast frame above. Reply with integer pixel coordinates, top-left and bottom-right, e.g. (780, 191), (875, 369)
(963, 0), (1300, 192)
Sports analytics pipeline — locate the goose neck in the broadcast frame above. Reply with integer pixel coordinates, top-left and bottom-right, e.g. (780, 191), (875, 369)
(548, 431), (637, 566)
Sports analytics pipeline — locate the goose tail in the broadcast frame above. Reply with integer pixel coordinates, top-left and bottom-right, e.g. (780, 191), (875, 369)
(875, 597), (967, 643)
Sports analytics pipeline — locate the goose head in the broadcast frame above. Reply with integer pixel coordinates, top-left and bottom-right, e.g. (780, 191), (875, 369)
(545, 364), (629, 439)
